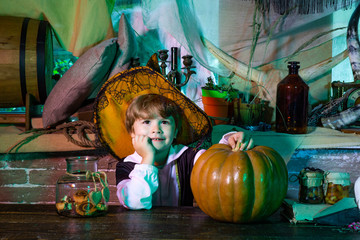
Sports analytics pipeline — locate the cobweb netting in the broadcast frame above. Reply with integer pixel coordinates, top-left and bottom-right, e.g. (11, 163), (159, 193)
(113, 0), (360, 112)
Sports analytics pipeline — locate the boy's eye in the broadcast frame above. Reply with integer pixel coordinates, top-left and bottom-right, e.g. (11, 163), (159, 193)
(142, 120), (151, 124)
(161, 120), (170, 125)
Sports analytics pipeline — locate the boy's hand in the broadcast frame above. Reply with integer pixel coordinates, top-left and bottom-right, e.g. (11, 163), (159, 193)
(132, 135), (156, 165)
(227, 132), (254, 151)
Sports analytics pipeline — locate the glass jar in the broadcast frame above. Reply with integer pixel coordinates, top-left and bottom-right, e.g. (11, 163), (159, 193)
(324, 172), (351, 205)
(276, 61), (309, 134)
(56, 156), (109, 217)
(298, 168), (324, 204)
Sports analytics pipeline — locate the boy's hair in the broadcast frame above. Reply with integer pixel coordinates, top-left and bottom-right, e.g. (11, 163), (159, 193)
(125, 94), (183, 134)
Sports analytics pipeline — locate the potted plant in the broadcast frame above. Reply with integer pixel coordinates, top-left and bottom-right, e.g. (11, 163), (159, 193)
(201, 77), (239, 125)
(233, 98), (265, 128)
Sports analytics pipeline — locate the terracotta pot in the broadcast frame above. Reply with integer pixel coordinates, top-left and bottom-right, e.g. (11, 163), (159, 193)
(202, 96), (233, 125)
(201, 89), (228, 98)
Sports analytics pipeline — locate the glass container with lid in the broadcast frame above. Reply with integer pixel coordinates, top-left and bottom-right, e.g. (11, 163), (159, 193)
(324, 172), (350, 205)
(55, 156), (109, 217)
(298, 167), (325, 204)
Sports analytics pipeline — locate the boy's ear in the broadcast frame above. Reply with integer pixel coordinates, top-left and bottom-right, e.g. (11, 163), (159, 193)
(174, 128), (179, 138)
(130, 130), (135, 138)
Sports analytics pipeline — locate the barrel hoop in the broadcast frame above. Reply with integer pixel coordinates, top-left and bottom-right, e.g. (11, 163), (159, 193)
(37, 20), (48, 103)
(20, 18), (30, 105)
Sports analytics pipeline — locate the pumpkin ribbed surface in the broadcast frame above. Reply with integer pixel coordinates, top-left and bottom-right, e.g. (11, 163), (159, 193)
(190, 144), (288, 223)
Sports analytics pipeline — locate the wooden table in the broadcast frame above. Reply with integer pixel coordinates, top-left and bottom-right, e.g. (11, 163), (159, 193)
(0, 204), (358, 239)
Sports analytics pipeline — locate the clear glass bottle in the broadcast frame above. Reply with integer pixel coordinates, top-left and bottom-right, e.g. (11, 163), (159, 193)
(324, 172), (350, 205)
(298, 168), (324, 204)
(276, 61), (309, 134)
(56, 156), (109, 217)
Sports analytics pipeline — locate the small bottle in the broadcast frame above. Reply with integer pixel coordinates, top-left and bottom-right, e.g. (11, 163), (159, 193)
(298, 168), (325, 204)
(324, 172), (350, 205)
(276, 61), (309, 134)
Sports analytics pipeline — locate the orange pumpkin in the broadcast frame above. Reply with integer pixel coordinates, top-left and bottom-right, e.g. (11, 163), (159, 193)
(190, 143), (288, 223)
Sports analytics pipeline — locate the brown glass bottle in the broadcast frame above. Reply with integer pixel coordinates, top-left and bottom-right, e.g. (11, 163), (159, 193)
(276, 61), (309, 134)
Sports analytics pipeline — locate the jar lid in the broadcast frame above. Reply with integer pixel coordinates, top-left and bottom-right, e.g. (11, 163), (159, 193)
(302, 171), (323, 178)
(325, 172), (351, 185)
(300, 172), (324, 187)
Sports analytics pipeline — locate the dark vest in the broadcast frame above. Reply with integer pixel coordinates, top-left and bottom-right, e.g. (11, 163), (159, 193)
(116, 147), (198, 206)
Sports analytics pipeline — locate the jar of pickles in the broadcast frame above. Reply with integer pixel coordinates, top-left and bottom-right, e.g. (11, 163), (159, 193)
(298, 168), (325, 204)
(324, 172), (350, 205)
(56, 156), (110, 217)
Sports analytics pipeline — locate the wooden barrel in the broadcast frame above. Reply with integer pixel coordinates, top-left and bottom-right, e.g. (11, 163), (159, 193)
(0, 16), (54, 107)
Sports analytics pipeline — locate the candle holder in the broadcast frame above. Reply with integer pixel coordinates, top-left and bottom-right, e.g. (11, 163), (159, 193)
(158, 47), (196, 90)
(181, 55), (196, 87)
(158, 49), (169, 76)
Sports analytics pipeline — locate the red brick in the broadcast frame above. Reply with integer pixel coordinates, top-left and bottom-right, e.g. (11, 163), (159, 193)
(28, 169), (116, 187)
(0, 160), (7, 168)
(6, 159), (34, 169)
(7, 157), (66, 169)
(109, 186), (119, 204)
(26, 157), (67, 169)
(6, 155), (115, 171)
(104, 170), (116, 186)
(0, 186), (120, 205)
(29, 169), (64, 185)
(98, 154), (118, 169)
(0, 169), (27, 185)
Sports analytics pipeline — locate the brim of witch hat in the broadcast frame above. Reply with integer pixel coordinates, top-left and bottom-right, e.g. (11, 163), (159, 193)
(94, 66), (212, 160)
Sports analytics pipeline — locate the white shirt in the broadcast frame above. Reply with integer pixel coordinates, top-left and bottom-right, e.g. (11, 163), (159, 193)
(116, 132), (234, 209)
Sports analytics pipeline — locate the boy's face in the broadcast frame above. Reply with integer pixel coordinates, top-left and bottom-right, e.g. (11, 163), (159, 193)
(130, 113), (178, 154)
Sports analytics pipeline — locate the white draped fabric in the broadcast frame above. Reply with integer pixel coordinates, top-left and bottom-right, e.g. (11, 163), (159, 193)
(1, 0), (359, 107)
(134, 0), (359, 106)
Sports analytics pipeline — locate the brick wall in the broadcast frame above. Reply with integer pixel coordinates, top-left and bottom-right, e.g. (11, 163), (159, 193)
(1, 148), (360, 205)
(0, 151), (120, 205)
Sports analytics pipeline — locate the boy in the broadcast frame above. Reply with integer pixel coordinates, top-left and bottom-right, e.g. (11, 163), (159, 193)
(94, 66), (253, 210)
(115, 94), (253, 210)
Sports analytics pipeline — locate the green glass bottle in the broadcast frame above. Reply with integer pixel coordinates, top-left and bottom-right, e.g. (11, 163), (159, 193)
(276, 61), (309, 134)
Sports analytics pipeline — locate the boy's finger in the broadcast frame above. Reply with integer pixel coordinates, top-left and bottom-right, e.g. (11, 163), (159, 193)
(246, 138), (254, 150)
(240, 141), (248, 151)
(232, 140), (241, 151)
(228, 137), (235, 149)
(239, 136), (254, 151)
